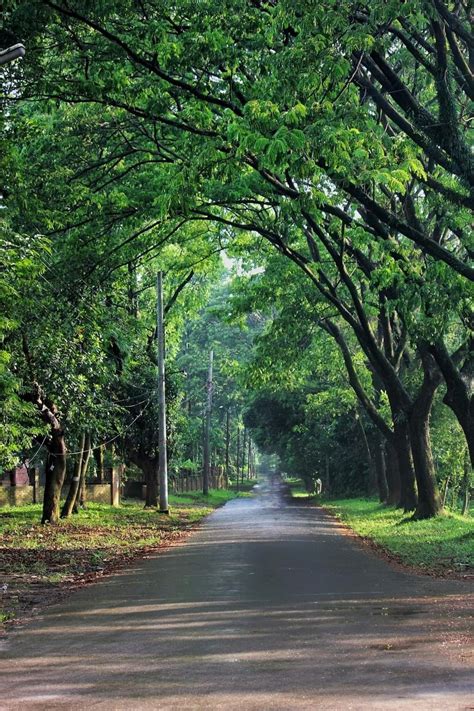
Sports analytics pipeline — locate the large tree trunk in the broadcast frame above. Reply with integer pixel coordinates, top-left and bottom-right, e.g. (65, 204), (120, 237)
(408, 351), (442, 519)
(461, 448), (471, 516)
(123, 443), (159, 507)
(431, 339), (474, 466)
(94, 443), (105, 483)
(144, 458), (159, 507)
(25, 385), (67, 524)
(409, 410), (442, 518)
(450, 401), (474, 470)
(61, 432), (85, 518)
(392, 420), (418, 511)
(42, 428), (67, 524)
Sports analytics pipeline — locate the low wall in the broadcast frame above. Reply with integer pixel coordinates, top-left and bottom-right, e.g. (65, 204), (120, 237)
(0, 469), (230, 507)
(170, 475), (203, 493)
(169, 473), (228, 493)
(87, 484), (113, 505)
(0, 485), (35, 507)
(123, 480), (143, 499)
(0, 483), (119, 508)
(126, 472), (228, 500)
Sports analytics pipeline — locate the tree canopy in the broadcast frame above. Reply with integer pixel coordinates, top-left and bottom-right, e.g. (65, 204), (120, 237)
(0, 0), (472, 521)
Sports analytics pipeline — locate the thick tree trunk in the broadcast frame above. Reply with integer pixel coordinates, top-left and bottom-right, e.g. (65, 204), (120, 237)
(42, 429), (67, 524)
(408, 351), (443, 519)
(94, 444), (105, 483)
(61, 432), (85, 519)
(22, 384), (67, 524)
(461, 448), (471, 516)
(144, 458), (159, 508)
(392, 420), (418, 511)
(124, 445), (159, 507)
(431, 339), (474, 467)
(444, 390), (474, 468)
(319, 319), (416, 506)
(409, 410), (442, 518)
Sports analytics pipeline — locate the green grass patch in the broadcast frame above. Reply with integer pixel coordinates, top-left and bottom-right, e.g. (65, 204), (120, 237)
(228, 478), (258, 493)
(285, 477), (312, 498)
(0, 488), (246, 627)
(0, 611), (14, 624)
(169, 488), (250, 506)
(323, 498), (474, 574)
(0, 491), (244, 560)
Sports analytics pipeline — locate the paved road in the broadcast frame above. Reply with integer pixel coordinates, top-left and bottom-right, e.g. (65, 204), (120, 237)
(0, 488), (473, 710)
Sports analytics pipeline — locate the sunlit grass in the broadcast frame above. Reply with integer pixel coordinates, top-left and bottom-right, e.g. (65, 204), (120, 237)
(323, 498), (474, 573)
(0, 488), (249, 625)
(0, 489), (246, 577)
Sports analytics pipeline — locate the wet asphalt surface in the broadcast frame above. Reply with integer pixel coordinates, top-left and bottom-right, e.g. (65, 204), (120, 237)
(0, 485), (473, 710)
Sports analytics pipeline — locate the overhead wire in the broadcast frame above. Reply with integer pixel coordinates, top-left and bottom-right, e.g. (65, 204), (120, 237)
(39, 397), (153, 460)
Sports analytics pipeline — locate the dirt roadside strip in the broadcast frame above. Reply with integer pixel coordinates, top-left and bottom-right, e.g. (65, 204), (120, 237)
(286, 488), (473, 579)
(317, 503), (473, 580)
(0, 492), (247, 633)
(0, 521), (197, 634)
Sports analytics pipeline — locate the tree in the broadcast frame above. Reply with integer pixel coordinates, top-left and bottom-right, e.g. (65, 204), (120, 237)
(3, 0), (472, 519)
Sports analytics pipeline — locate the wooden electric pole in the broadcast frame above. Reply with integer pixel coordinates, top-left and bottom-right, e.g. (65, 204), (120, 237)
(203, 349), (214, 495)
(157, 271), (169, 514)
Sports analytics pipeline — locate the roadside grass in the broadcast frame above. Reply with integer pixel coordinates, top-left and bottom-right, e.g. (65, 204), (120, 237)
(0, 488), (246, 627)
(228, 478), (258, 493)
(322, 498), (474, 575)
(285, 477), (310, 498)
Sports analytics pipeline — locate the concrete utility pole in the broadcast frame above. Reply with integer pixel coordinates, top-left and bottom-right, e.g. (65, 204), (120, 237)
(236, 425), (240, 491)
(203, 350), (214, 495)
(241, 427), (247, 487)
(157, 271), (169, 514)
(225, 407), (230, 485)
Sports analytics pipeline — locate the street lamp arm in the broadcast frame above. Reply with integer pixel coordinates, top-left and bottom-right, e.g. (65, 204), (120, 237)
(0, 44), (26, 65)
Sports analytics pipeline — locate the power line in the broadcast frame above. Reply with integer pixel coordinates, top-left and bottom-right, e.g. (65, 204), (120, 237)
(35, 399), (152, 460)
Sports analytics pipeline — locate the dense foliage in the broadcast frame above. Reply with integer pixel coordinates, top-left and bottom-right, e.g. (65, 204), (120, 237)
(0, 0), (472, 521)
